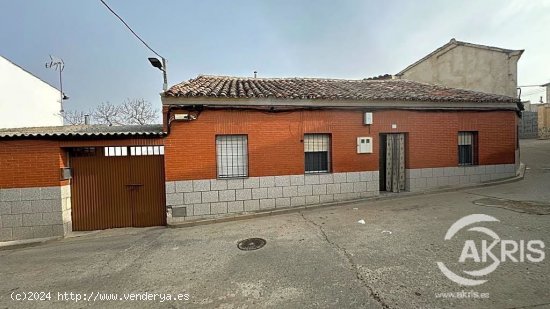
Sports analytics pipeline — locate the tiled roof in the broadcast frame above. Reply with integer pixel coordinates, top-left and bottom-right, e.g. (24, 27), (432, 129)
(0, 124), (164, 139)
(165, 75), (517, 103)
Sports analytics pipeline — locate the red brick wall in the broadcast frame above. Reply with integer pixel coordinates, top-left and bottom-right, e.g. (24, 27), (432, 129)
(0, 140), (64, 188)
(164, 109), (517, 181)
(0, 137), (164, 189)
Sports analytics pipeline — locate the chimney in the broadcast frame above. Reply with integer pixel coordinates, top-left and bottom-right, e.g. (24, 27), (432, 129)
(84, 114), (90, 125)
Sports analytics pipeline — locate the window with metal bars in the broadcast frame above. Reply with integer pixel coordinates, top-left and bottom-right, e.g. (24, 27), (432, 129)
(458, 131), (478, 166)
(216, 135), (248, 178)
(304, 134), (331, 173)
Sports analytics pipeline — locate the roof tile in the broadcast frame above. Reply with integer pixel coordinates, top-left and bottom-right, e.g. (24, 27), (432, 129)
(165, 75), (516, 103)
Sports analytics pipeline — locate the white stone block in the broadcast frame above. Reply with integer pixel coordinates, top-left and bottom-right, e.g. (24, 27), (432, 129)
(289, 175), (304, 186)
(41, 187), (61, 200)
(244, 199), (259, 211)
(305, 195), (320, 205)
(367, 181), (378, 192)
(210, 202), (228, 214)
(219, 190), (236, 202)
(319, 173), (334, 184)
(437, 177), (449, 186)
(359, 172), (372, 182)
(201, 191), (219, 203)
(175, 180), (193, 193)
(267, 187), (283, 198)
(3, 214), (22, 227)
(227, 179), (244, 189)
(282, 186), (298, 197)
(227, 201), (244, 213)
(243, 177), (260, 189)
(353, 182), (367, 193)
(193, 180), (210, 192)
(326, 183), (341, 194)
(421, 168), (433, 178)
(184, 192), (202, 204)
(290, 196), (305, 207)
(297, 185), (313, 196)
(235, 189), (252, 201)
(341, 183), (354, 193)
(166, 193), (184, 206)
(252, 188), (268, 199)
(275, 197), (291, 208)
(319, 194), (334, 203)
(20, 188), (41, 201)
(259, 176), (275, 188)
(304, 174), (320, 185)
(432, 168), (445, 177)
(333, 173), (347, 183)
(210, 179), (228, 191)
(165, 182), (176, 194)
(346, 172), (361, 183)
(1, 189), (21, 202)
(259, 199), (275, 210)
(274, 176), (291, 187)
(312, 184), (327, 195)
(193, 203), (210, 215)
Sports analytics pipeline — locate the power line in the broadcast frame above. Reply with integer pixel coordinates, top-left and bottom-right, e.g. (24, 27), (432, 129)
(98, 0), (163, 58)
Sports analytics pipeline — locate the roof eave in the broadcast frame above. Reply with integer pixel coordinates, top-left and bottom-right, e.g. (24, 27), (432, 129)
(162, 96), (518, 110)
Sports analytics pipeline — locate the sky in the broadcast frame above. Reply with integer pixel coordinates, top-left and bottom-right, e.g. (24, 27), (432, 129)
(1, 0), (549, 118)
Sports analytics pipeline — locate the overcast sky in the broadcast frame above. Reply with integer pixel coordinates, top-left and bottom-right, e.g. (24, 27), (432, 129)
(1, 0), (549, 115)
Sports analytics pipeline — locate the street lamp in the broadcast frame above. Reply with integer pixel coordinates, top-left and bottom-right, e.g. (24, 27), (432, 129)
(148, 57), (167, 91)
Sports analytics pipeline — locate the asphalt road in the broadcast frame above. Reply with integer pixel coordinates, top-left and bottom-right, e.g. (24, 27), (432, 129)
(1, 139), (549, 309)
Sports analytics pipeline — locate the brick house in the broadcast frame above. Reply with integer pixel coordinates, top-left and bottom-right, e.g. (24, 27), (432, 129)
(0, 75), (520, 242)
(161, 75), (519, 223)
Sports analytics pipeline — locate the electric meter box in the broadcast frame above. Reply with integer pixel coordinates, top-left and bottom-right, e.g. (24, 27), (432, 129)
(364, 112), (373, 125)
(357, 137), (373, 153)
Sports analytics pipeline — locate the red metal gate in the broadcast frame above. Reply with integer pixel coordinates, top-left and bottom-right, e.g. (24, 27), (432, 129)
(70, 146), (166, 231)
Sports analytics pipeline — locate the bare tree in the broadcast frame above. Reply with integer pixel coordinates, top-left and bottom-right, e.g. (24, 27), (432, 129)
(92, 102), (122, 126)
(63, 99), (159, 126)
(61, 110), (87, 125)
(119, 98), (158, 125)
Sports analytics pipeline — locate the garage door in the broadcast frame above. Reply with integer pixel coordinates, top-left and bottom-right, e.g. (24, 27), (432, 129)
(70, 146), (166, 231)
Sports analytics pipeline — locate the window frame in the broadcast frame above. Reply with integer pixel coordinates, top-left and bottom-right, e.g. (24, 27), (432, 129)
(304, 133), (331, 174)
(458, 131), (478, 166)
(215, 134), (249, 179)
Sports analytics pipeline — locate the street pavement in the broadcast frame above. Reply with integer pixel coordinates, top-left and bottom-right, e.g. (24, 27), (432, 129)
(0, 139), (549, 309)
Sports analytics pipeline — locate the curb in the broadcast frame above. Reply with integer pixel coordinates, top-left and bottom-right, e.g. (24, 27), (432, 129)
(0, 236), (62, 251)
(168, 163), (527, 229)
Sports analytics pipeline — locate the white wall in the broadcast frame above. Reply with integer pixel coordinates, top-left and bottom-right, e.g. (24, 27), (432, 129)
(399, 45), (521, 97)
(0, 56), (62, 128)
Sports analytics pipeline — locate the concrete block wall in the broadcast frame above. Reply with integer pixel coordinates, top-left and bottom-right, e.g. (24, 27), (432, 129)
(0, 186), (67, 242)
(166, 171), (379, 223)
(406, 164), (516, 192)
(60, 185), (72, 235)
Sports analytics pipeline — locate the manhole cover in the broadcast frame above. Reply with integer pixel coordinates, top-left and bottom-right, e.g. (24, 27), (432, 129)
(237, 238), (266, 251)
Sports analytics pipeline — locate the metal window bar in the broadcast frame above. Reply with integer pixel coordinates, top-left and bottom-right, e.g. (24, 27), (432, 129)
(304, 134), (330, 173)
(458, 132), (475, 166)
(216, 135), (248, 178)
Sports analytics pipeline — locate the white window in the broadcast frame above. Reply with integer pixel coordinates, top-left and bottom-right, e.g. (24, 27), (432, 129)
(216, 135), (248, 178)
(304, 134), (331, 173)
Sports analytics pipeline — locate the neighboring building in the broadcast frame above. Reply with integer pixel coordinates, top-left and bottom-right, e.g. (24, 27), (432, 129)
(161, 75), (519, 223)
(0, 75), (521, 242)
(0, 125), (165, 242)
(539, 103), (550, 139)
(0, 55), (63, 128)
(395, 39), (523, 98)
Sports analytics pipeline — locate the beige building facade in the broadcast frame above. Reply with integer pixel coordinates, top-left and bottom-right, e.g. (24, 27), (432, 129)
(396, 39), (523, 98)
